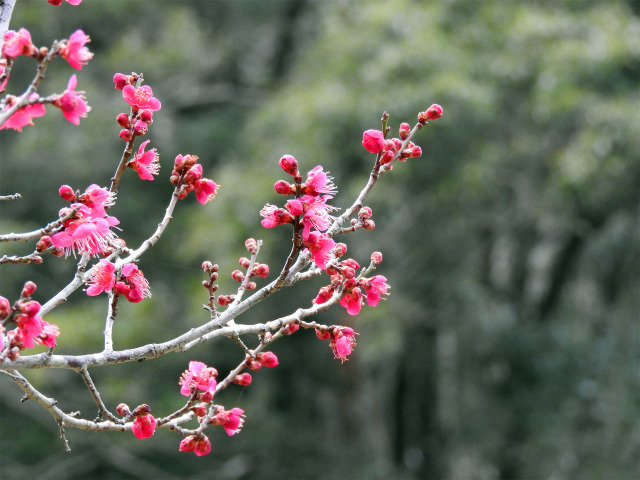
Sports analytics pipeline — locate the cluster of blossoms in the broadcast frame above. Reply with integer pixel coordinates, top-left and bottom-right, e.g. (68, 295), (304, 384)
(315, 326), (358, 363)
(47, 0), (83, 6)
(261, 156), (337, 269)
(0, 282), (60, 361)
(361, 103), (443, 170)
(46, 184), (120, 257)
(314, 250), (390, 317)
(116, 360), (259, 454)
(170, 153), (220, 205)
(0, 28), (92, 130)
(113, 73), (161, 143)
(85, 259), (151, 303)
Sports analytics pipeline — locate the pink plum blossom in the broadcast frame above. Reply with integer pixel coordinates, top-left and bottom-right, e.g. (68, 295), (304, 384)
(122, 84), (161, 111)
(304, 231), (335, 270)
(48, 0), (83, 5)
(50, 204), (119, 257)
(362, 275), (390, 307)
(2, 28), (36, 58)
(330, 327), (358, 362)
(54, 75), (90, 125)
(303, 166), (336, 196)
(194, 178), (219, 205)
(130, 140), (160, 180)
(260, 205), (293, 228)
(60, 30), (93, 70)
(179, 361), (218, 397)
(299, 194), (335, 241)
(339, 286), (363, 316)
(120, 263), (151, 303)
(132, 413), (156, 439)
(212, 408), (245, 436)
(0, 94), (46, 131)
(86, 259), (116, 296)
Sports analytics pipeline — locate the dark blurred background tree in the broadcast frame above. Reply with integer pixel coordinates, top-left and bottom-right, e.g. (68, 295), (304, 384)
(1, 0), (638, 479)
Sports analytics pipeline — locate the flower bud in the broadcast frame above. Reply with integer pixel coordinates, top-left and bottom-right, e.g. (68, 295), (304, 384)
(19, 300), (41, 317)
(58, 185), (76, 202)
(139, 109), (153, 123)
(217, 295), (232, 306)
(21, 281), (37, 298)
(192, 404), (207, 417)
(36, 236), (52, 252)
(362, 129), (385, 153)
(245, 238), (258, 254)
(202, 261), (213, 272)
(232, 373), (252, 386)
(399, 122), (411, 140)
(238, 257), (251, 268)
(315, 329), (331, 341)
(119, 129), (133, 142)
(183, 164), (203, 184)
(371, 251), (383, 266)
(362, 219), (375, 230)
(283, 323), (299, 335)
(358, 206), (372, 219)
(255, 264), (269, 278)
(231, 270), (244, 282)
(274, 180), (294, 195)
(197, 391), (213, 403)
(247, 360), (262, 371)
(333, 243), (347, 257)
(0, 296), (11, 320)
(116, 403), (131, 417)
(133, 119), (148, 136)
(279, 155), (299, 176)
(380, 150), (395, 165)
(418, 103), (443, 123)
(116, 113), (130, 128)
(246, 281), (257, 290)
(410, 146), (422, 158)
(256, 351), (279, 368)
(113, 73), (130, 90)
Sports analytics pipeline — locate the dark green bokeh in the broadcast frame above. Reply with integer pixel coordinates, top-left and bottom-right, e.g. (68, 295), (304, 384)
(1, 1), (638, 479)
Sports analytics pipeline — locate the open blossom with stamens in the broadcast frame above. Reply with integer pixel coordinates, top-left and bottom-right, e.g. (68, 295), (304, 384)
(122, 84), (161, 112)
(60, 30), (93, 70)
(86, 259), (116, 296)
(0, 94), (46, 131)
(194, 178), (219, 205)
(362, 275), (390, 306)
(260, 204), (293, 228)
(299, 195), (335, 240)
(50, 204), (120, 257)
(129, 140), (159, 180)
(212, 408), (245, 436)
(120, 263), (151, 303)
(78, 184), (115, 217)
(54, 74), (90, 125)
(339, 286), (363, 316)
(303, 166), (337, 196)
(179, 361), (218, 397)
(330, 327), (358, 362)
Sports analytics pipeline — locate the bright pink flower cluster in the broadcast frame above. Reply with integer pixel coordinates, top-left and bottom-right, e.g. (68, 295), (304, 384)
(170, 155), (220, 205)
(85, 260), (151, 303)
(117, 403), (156, 440)
(261, 156), (337, 269)
(210, 407), (245, 436)
(1, 29), (92, 130)
(0, 282), (60, 361)
(315, 326), (359, 362)
(179, 434), (212, 456)
(113, 73), (160, 142)
(313, 250), (390, 316)
(50, 184), (120, 257)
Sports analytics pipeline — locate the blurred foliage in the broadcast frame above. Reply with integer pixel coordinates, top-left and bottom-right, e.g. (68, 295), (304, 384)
(1, 0), (639, 479)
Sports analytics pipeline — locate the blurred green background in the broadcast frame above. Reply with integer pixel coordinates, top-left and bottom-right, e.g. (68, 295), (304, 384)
(1, 0), (638, 479)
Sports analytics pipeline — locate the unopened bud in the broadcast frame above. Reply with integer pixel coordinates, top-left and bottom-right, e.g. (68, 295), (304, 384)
(119, 129), (133, 142)
(116, 113), (130, 128)
(279, 155), (299, 176)
(333, 243), (347, 257)
(133, 120), (148, 136)
(362, 219), (375, 230)
(256, 351), (279, 368)
(113, 73), (130, 90)
(238, 257), (251, 268)
(247, 360), (262, 371)
(358, 206), (372, 219)
(192, 404), (207, 417)
(284, 323), (300, 335)
(399, 122), (411, 140)
(233, 373), (252, 386)
(36, 236), (52, 252)
(274, 180), (294, 195)
(116, 403), (131, 417)
(19, 300), (41, 317)
(217, 295), (233, 306)
(139, 109), (153, 123)
(371, 251), (383, 266)
(245, 238), (258, 254)
(202, 261), (213, 272)
(315, 329), (331, 341)
(0, 296), (11, 320)
(21, 281), (37, 298)
(231, 270), (244, 282)
(58, 185), (76, 202)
